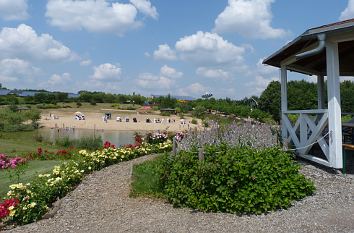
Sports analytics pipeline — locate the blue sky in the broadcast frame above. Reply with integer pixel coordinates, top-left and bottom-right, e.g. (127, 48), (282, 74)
(0, 0), (352, 99)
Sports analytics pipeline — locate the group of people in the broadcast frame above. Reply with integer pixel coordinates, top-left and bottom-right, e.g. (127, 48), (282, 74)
(115, 116), (138, 123)
(101, 115), (192, 130)
(111, 116), (179, 124)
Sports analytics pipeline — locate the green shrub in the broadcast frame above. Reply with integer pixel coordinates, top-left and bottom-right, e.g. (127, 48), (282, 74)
(160, 111), (171, 116)
(192, 105), (206, 119)
(202, 119), (209, 127)
(161, 145), (315, 214)
(36, 104), (59, 109)
(0, 108), (40, 132)
(55, 136), (102, 150)
(55, 136), (73, 148)
(75, 136), (102, 150)
(191, 118), (197, 124)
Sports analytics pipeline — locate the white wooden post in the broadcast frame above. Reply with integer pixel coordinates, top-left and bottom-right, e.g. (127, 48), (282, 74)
(326, 41), (343, 169)
(280, 65), (288, 143)
(317, 75), (325, 109)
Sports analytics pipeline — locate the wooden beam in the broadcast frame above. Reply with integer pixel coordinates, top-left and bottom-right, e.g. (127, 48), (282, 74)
(287, 64), (322, 76)
(317, 75), (325, 109)
(326, 41), (343, 169)
(284, 109), (327, 114)
(297, 154), (331, 167)
(327, 31), (354, 43)
(280, 66), (288, 142)
(283, 115), (300, 148)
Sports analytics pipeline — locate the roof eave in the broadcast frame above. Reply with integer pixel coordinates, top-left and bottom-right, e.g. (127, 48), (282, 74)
(263, 21), (354, 67)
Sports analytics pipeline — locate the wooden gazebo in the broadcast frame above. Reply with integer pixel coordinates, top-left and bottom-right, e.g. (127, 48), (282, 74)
(263, 19), (354, 169)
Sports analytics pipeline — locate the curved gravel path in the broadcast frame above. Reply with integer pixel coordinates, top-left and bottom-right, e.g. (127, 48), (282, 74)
(4, 155), (354, 233)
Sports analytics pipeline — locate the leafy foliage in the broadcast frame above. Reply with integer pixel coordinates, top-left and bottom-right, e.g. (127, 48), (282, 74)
(0, 107), (40, 132)
(161, 145), (315, 214)
(55, 136), (103, 151)
(259, 80), (354, 121)
(1, 140), (173, 225)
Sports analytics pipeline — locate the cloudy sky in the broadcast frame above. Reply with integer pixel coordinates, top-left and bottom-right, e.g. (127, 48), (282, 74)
(0, 0), (353, 98)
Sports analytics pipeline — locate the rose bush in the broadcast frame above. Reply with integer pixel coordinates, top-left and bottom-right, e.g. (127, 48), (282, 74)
(0, 154), (27, 170)
(0, 139), (172, 225)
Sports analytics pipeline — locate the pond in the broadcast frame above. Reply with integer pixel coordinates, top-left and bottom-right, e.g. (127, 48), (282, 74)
(38, 128), (145, 147)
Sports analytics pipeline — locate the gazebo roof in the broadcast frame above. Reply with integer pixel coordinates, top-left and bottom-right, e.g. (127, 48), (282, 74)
(263, 18), (354, 76)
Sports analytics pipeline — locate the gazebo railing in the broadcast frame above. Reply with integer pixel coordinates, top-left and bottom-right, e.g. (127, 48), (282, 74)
(282, 109), (330, 166)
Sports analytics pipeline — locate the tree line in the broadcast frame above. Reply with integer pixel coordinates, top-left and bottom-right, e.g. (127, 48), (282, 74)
(1, 80), (354, 123)
(258, 80), (354, 121)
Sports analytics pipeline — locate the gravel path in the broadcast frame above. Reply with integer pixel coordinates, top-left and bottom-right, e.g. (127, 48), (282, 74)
(4, 155), (354, 233)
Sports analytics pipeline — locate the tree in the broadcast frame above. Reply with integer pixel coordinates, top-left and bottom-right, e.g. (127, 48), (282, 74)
(192, 105), (206, 119)
(259, 81), (281, 121)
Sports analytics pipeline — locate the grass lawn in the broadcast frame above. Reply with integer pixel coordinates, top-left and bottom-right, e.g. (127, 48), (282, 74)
(0, 131), (62, 157)
(130, 155), (165, 198)
(0, 160), (61, 197)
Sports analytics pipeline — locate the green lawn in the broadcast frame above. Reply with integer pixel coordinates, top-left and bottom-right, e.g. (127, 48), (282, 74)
(0, 131), (62, 157)
(0, 160), (61, 197)
(130, 155), (165, 198)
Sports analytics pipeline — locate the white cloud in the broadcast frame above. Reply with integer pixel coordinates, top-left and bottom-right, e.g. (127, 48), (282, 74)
(243, 57), (280, 96)
(196, 67), (229, 79)
(247, 75), (278, 96)
(160, 65), (183, 78)
(130, 0), (158, 19)
(341, 76), (354, 82)
(80, 59), (92, 66)
(0, 24), (73, 61)
(213, 0), (287, 39)
(175, 31), (245, 65)
(46, 0), (141, 36)
(256, 58), (278, 75)
(0, 58), (39, 82)
(47, 73), (72, 86)
(152, 31), (248, 84)
(340, 0), (354, 20)
(91, 63), (122, 81)
(136, 73), (174, 90)
(153, 44), (177, 60)
(0, 0), (28, 20)
(178, 83), (207, 96)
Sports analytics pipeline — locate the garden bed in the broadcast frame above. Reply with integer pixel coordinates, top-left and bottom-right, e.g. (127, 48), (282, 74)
(0, 138), (172, 226)
(4, 154), (353, 233)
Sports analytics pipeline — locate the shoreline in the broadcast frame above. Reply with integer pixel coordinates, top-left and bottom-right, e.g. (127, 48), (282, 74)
(39, 109), (202, 132)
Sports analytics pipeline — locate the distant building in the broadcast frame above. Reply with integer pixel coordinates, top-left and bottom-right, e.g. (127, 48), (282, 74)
(18, 91), (41, 97)
(68, 93), (80, 98)
(0, 89), (11, 96)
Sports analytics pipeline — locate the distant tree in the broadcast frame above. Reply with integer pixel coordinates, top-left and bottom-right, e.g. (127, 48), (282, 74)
(55, 92), (68, 102)
(192, 105), (206, 119)
(259, 80), (318, 121)
(158, 94), (177, 109)
(341, 80), (354, 113)
(259, 81), (281, 121)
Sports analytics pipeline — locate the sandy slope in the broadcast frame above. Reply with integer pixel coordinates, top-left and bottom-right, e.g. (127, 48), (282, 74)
(39, 109), (202, 132)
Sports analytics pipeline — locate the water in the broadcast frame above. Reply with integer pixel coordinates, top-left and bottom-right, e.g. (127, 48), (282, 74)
(38, 128), (144, 147)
